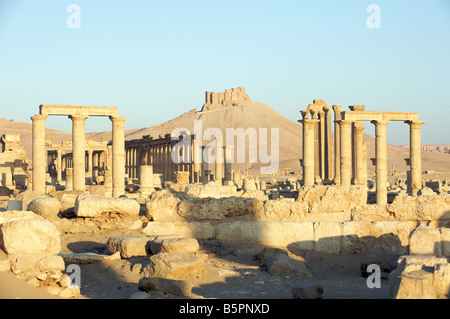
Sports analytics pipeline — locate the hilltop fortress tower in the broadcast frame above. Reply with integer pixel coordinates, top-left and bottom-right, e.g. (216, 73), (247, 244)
(201, 87), (251, 112)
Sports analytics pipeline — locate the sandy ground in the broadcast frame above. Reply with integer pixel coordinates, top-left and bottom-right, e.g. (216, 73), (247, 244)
(0, 229), (396, 300)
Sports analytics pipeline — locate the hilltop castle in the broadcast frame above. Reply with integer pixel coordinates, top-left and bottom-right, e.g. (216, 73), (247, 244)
(201, 87), (251, 112)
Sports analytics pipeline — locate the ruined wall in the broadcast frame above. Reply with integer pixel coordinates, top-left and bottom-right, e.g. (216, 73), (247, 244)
(201, 87), (251, 112)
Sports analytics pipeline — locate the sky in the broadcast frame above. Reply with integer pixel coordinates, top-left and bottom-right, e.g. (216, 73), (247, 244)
(0, 0), (449, 145)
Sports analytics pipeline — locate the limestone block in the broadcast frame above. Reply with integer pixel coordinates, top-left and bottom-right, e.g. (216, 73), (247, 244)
(440, 228), (450, 257)
(409, 225), (442, 256)
(145, 189), (181, 221)
(185, 182), (238, 198)
(0, 210), (42, 225)
(16, 190), (47, 211)
(106, 235), (153, 258)
(263, 254), (313, 278)
(174, 171), (190, 185)
(142, 252), (205, 280)
(297, 185), (368, 214)
(216, 221), (314, 249)
(341, 221), (373, 254)
(142, 221), (216, 239)
(27, 196), (62, 221)
(149, 237), (200, 255)
(433, 263), (450, 299)
(388, 193), (450, 221)
(139, 277), (193, 297)
(313, 222), (342, 254)
(9, 253), (65, 280)
(370, 221), (416, 254)
(75, 194), (140, 218)
(261, 199), (308, 221)
(0, 218), (61, 255)
(59, 252), (121, 264)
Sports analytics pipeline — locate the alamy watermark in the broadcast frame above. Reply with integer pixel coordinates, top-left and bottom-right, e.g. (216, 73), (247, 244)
(66, 264), (81, 288)
(66, 4), (81, 29)
(367, 4), (381, 29)
(170, 120), (280, 175)
(366, 264), (381, 289)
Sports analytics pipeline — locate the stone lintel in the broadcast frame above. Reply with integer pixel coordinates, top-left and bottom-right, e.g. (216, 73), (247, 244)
(40, 105), (119, 117)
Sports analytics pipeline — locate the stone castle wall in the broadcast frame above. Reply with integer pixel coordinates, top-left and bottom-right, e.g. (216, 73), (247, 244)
(201, 87), (251, 112)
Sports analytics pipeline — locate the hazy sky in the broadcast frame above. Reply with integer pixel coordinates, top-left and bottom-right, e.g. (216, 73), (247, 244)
(0, 0), (449, 145)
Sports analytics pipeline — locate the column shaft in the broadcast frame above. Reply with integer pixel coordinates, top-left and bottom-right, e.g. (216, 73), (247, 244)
(372, 120), (390, 205)
(70, 115), (88, 191)
(31, 114), (48, 194)
(407, 121), (426, 195)
(302, 119), (318, 186)
(339, 120), (353, 186)
(110, 116), (126, 197)
(332, 105), (342, 185)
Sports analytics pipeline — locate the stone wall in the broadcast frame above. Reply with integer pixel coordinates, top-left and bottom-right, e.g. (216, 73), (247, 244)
(201, 87), (251, 112)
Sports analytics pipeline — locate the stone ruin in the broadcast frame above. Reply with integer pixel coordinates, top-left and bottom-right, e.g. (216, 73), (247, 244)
(0, 102), (449, 299)
(201, 87), (251, 112)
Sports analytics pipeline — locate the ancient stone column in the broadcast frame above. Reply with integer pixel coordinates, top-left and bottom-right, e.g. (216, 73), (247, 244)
(69, 115), (88, 191)
(110, 116), (126, 197)
(324, 106), (333, 182)
(192, 138), (202, 183)
(318, 110), (326, 181)
(214, 137), (224, 185)
(87, 149), (93, 178)
(332, 105), (343, 185)
(406, 120), (426, 196)
(371, 120), (390, 205)
(139, 165), (154, 196)
(224, 145), (234, 183)
(353, 122), (365, 185)
(65, 168), (73, 191)
(339, 120), (353, 186)
(31, 114), (48, 194)
(311, 110), (321, 184)
(54, 149), (62, 184)
(362, 141), (368, 187)
(301, 119), (318, 186)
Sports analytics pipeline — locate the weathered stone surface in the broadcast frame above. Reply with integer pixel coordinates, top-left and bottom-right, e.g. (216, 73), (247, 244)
(75, 194), (140, 218)
(297, 185), (367, 214)
(390, 255), (450, 299)
(313, 222), (342, 254)
(145, 189), (181, 221)
(142, 252), (205, 280)
(440, 228), (450, 257)
(142, 221), (216, 239)
(185, 182), (238, 198)
(255, 247), (288, 262)
(139, 277), (193, 297)
(16, 190), (46, 211)
(263, 254), (313, 278)
(149, 237), (200, 255)
(106, 235), (153, 258)
(59, 252), (121, 264)
(0, 210), (42, 224)
(291, 283), (324, 299)
(27, 196), (62, 221)
(9, 253), (65, 280)
(409, 225), (442, 256)
(0, 217), (61, 255)
(261, 199), (308, 221)
(216, 221), (314, 249)
(387, 192), (450, 221)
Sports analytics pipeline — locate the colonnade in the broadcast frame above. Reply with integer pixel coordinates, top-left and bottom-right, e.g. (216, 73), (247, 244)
(299, 101), (425, 205)
(32, 105), (126, 197)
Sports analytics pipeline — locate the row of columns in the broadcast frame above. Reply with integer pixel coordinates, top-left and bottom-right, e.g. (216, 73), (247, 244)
(32, 114), (126, 197)
(300, 106), (425, 205)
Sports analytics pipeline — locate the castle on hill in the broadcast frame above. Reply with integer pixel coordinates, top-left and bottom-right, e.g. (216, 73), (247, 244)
(201, 87), (251, 112)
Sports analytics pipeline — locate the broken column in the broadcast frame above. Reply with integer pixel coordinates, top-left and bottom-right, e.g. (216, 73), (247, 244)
(406, 120), (426, 196)
(139, 165), (154, 196)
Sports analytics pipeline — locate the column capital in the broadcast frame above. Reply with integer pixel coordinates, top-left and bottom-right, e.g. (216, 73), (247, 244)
(31, 114), (48, 122)
(404, 120), (426, 128)
(323, 105), (332, 114)
(109, 115), (127, 123)
(332, 105), (343, 113)
(68, 114), (89, 122)
(371, 119), (391, 126)
(349, 105), (365, 111)
(336, 119), (353, 126)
